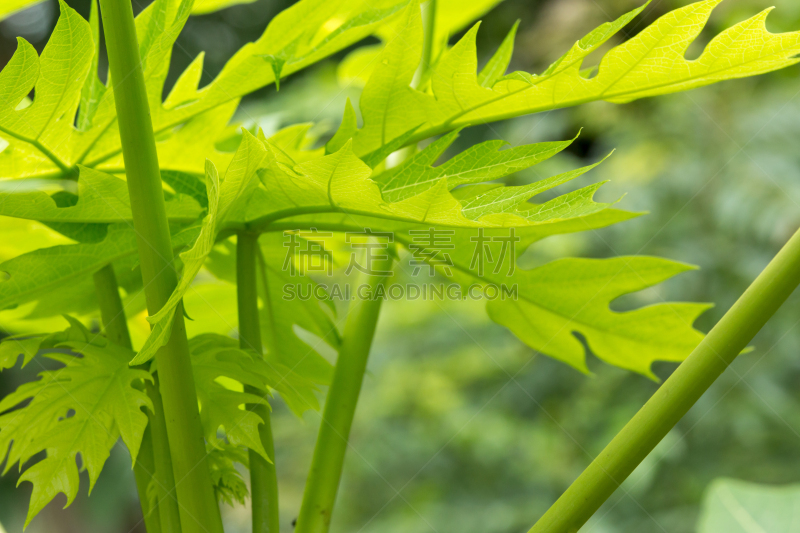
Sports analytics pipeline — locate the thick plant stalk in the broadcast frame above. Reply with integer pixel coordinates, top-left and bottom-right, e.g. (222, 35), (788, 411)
(93, 265), (182, 533)
(236, 232), (279, 533)
(529, 225), (800, 533)
(146, 375), (183, 533)
(98, 2), (223, 532)
(295, 250), (394, 533)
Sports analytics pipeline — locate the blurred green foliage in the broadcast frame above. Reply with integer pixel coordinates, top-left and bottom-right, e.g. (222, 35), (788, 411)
(2, 0), (800, 532)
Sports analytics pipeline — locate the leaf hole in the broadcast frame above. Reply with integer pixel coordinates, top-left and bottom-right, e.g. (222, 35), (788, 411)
(683, 29), (713, 62)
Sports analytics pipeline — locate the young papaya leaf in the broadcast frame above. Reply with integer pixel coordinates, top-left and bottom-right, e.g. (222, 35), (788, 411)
(0, 1), (92, 177)
(338, 0), (506, 87)
(204, 237), (336, 390)
(354, 6), (428, 152)
(161, 170), (210, 208)
(374, 129), (575, 202)
(95, 99), (240, 177)
(0, 166), (202, 224)
(77, 0), (106, 132)
(74, 0), (412, 176)
(697, 478), (800, 533)
(384, 227), (708, 378)
(0, 224), (199, 312)
(264, 206), (642, 247)
(0, 0), (411, 180)
(258, 233), (337, 387)
(349, 0), (800, 156)
(0, 334), (45, 370)
(0, 315), (92, 370)
(326, 98), (359, 154)
(206, 444), (249, 506)
(261, 122), (325, 163)
(235, 135), (613, 232)
(186, 333), (272, 460)
(190, 330), (321, 419)
(0, 322), (152, 527)
(37, 192), (110, 243)
(477, 20), (519, 88)
(260, 210), (703, 377)
(133, 132), (267, 365)
(484, 256), (708, 378)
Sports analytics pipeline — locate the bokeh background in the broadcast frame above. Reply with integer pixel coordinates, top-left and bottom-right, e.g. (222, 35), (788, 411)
(2, 0), (800, 531)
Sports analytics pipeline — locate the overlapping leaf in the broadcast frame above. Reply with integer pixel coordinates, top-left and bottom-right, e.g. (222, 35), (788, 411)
(257, 234), (339, 385)
(0, 166), (201, 224)
(257, 211), (707, 378)
(0, 224), (198, 312)
(0, 319), (152, 526)
(132, 132), (267, 364)
(0, 0), (412, 180)
(205, 236), (338, 388)
(337, 0), (506, 87)
(344, 0), (800, 156)
(188, 333), (271, 458)
(207, 445), (249, 506)
(236, 131), (614, 231)
(188, 333), (319, 453)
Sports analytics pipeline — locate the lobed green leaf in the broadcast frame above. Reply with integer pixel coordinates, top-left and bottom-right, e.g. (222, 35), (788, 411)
(0, 320), (152, 526)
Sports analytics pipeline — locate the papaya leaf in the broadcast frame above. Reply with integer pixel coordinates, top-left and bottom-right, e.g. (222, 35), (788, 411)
(0, 1), (92, 176)
(477, 20), (519, 88)
(374, 129), (575, 201)
(0, 224), (199, 312)
(192, 0), (259, 15)
(187, 333), (272, 460)
(405, 227), (707, 377)
(339, 0), (507, 87)
(347, 0), (800, 156)
(0, 315), (93, 371)
(238, 134), (613, 231)
(207, 444), (249, 506)
(0, 320), (152, 527)
(133, 132), (267, 365)
(205, 237), (337, 390)
(190, 331), (320, 420)
(260, 214), (707, 377)
(484, 256), (708, 378)
(77, 0), (106, 132)
(0, 166), (201, 224)
(0, 0), (412, 180)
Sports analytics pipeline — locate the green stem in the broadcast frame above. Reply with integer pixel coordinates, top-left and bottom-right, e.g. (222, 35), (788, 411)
(295, 247), (394, 533)
(147, 375), (183, 533)
(93, 265), (133, 349)
(412, 0), (437, 89)
(529, 225), (800, 533)
(237, 232), (279, 533)
(93, 265), (160, 533)
(98, 2), (223, 532)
